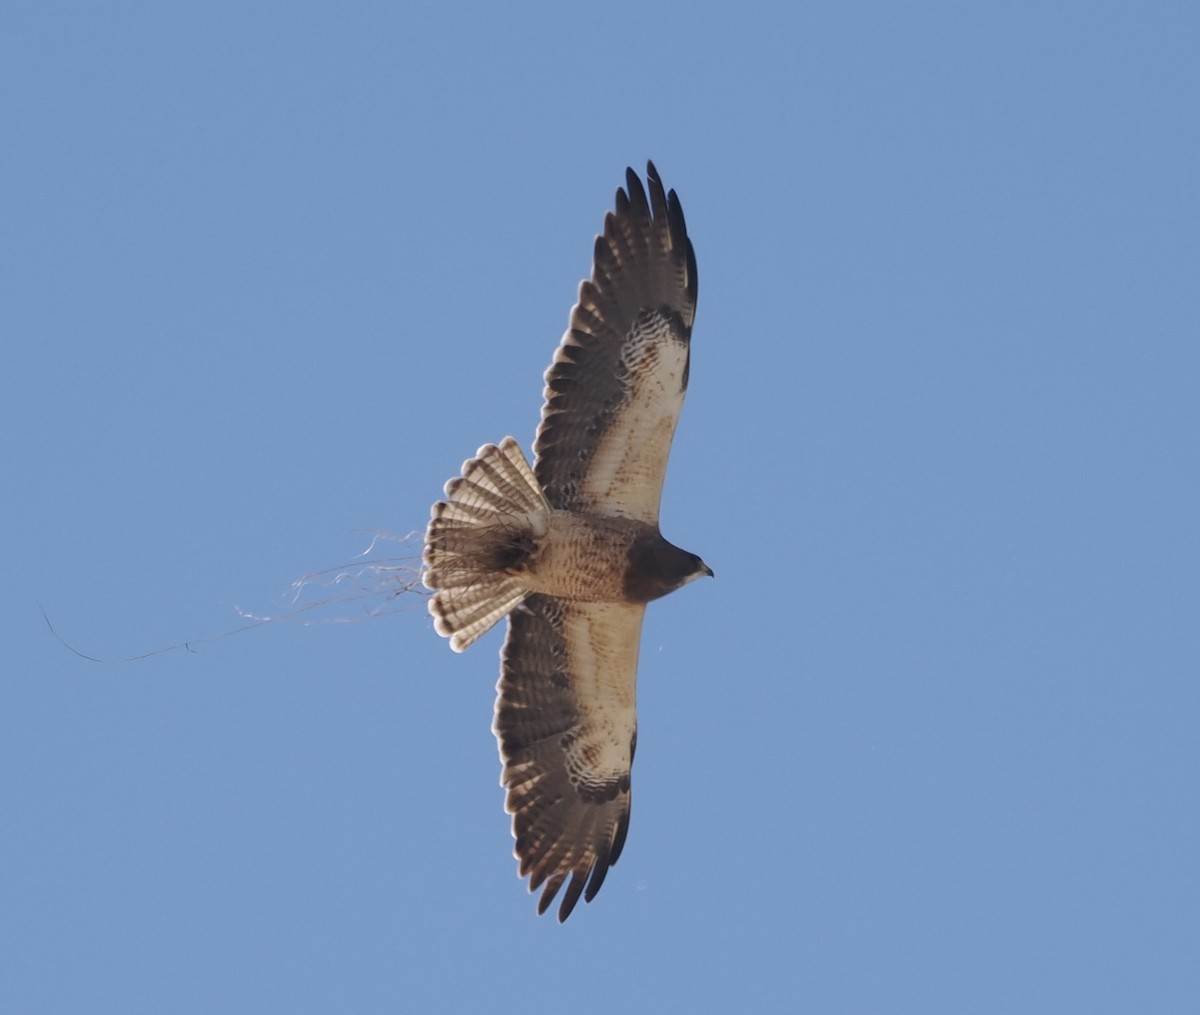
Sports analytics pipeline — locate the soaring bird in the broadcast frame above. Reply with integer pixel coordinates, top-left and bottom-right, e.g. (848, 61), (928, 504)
(423, 162), (709, 920)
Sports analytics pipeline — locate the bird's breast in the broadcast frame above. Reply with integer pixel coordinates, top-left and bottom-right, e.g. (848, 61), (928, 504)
(525, 512), (651, 603)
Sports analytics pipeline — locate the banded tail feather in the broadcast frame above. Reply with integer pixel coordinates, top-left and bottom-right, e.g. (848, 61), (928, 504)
(423, 437), (549, 652)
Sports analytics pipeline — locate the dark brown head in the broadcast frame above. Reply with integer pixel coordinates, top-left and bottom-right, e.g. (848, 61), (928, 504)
(623, 531), (713, 604)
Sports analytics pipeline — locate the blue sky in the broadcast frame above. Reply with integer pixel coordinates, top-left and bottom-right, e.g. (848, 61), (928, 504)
(4, 2), (1198, 1012)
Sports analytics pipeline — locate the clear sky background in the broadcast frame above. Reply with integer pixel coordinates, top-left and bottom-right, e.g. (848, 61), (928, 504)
(4, 3), (1198, 1012)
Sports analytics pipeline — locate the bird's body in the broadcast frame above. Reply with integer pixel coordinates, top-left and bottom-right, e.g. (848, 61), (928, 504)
(516, 510), (678, 602)
(423, 162), (708, 920)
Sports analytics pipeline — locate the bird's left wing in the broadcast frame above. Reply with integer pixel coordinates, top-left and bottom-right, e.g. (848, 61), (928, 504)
(493, 594), (645, 921)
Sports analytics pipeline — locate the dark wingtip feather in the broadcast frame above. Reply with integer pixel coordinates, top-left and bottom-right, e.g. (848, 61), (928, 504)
(685, 232), (699, 308)
(537, 873), (565, 916)
(667, 184), (699, 310)
(557, 872), (588, 921)
(667, 188), (687, 237)
(624, 165), (649, 220)
(610, 808), (632, 866)
(643, 163), (698, 308)
(584, 853), (611, 903)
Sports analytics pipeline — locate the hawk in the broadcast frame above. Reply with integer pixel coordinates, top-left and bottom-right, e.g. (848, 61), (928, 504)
(423, 162), (710, 920)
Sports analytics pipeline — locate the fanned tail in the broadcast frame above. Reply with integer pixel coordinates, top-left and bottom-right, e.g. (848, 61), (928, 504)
(423, 437), (549, 652)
